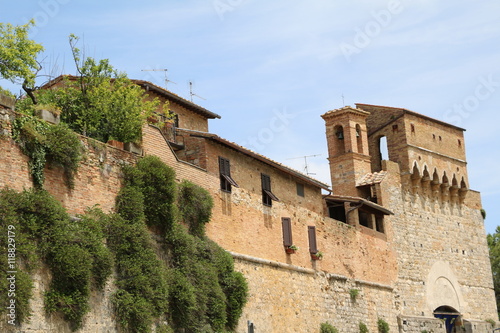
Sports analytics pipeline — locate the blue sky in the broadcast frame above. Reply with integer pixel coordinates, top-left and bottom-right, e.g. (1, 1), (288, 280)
(1, 0), (499, 234)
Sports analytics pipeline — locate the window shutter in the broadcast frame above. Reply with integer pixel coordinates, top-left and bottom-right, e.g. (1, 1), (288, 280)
(219, 156), (226, 175)
(224, 158), (230, 176)
(261, 174), (269, 190)
(308, 226), (318, 253)
(282, 218), (293, 247)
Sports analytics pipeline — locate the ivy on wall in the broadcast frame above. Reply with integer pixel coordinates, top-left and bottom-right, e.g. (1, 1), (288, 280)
(0, 156), (248, 332)
(12, 115), (83, 189)
(0, 189), (112, 329)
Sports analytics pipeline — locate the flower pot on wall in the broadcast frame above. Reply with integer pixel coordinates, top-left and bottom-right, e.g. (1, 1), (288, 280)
(124, 142), (143, 155)
(107, 140), (124, 150)
(285, 247), (296, 254)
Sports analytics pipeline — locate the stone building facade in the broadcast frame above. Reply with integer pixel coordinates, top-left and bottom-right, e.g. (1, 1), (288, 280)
(0, 79), (496, 333)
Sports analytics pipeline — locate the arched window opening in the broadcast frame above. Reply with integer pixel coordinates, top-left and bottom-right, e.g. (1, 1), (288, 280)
(333, 125), (345, 155)
(452, 175), (458, 188)
(355, 124), (363, 154)
(379, 136), (389, 161)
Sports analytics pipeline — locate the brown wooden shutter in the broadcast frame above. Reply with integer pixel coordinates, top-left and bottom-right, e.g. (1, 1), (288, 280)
(219, 156), (226, 175)
(282, 218), (293, 247)
(308, 226), (318, 253)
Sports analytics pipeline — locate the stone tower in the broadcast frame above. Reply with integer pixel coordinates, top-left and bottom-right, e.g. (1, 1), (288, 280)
(322, 106), (371, 197)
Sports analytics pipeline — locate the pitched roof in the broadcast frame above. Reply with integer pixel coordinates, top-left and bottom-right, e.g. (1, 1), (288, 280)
(176, 128), (330, 190)
(324, 194), (393, 215)
(357, 171), (387, 187)
(41, 75), (221, 120)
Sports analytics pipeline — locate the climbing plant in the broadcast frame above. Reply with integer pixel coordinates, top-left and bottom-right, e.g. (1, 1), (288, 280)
(116, 155), (248, 332)
(0, 156), (248, 332)
(0, 189), (112, 329)
(12, 115), (82, 189)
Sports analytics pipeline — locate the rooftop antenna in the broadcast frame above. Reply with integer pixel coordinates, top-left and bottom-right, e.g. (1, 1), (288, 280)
(189, 81), (206, 102)
(342, 94), (345, 106)
(286, 154), (321, 175)
(141, 69), (176, 89)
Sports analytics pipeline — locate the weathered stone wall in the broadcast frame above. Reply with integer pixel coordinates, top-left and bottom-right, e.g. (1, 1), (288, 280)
(233, 255), (396, 333)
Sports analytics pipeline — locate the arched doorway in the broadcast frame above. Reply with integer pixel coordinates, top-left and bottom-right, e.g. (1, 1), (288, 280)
(433, 306), (461, 333)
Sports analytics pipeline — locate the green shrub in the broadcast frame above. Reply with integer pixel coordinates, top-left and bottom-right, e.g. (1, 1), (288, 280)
(12, 115), (82, 189)
(0, 189), (111, 329)
(378, 318), (390, 333)
(123, 155), (177, 231)
(350, 288), (360, 301)
(178, 180), (213, 237)
(359, 321), (369, 333)
(321, 322), (339, 333)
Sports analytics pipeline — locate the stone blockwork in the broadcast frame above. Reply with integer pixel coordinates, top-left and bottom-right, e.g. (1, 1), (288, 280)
(233, 256), (396, 333)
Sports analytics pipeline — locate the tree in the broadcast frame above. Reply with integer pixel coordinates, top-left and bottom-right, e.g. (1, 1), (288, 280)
(17, 34), (162, 143)
(487, 226), (500, 317)
(0, 20), (44, 94)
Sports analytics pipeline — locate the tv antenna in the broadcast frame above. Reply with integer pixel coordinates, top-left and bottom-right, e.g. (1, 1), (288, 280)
(189, 81), (206, 102)
(286, 154), (321, 175)
(141, 69), (176, 89)
(341, 94), (345, 106)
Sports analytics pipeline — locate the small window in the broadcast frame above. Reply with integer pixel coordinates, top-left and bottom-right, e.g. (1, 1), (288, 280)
(411, 124), (415, 133)
(458, 139), (462, 147)
(308, 226), (318, 253)
(296, 183), (305, 197)
(282, 218), (293, 247)
(375, 216), (385, 233)
(328, 204), (347, 223)
(219, 157), (239, 192)
(262, 173), (279, 206)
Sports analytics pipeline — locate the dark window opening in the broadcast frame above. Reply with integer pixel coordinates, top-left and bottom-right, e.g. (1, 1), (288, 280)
(375, 216), (385, 233)
(308, 226), (318, 254)
(356, 124), (363, 154)
(282, 218), (293, 247)
(411, 124), (415, 133)
(296, 183), (305, 197)
(328, 204), (347, 223)
(219, 157), (239, 192)
(333, 125), (345, 155)
(359, 211), (373, 229)
(170, 113), (179, 127)
(262, 173), (279, 206)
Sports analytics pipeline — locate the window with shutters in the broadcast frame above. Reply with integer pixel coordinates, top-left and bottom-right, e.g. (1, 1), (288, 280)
(261, 173), (279, 206)
(219, 157), (239, 192)
(308, 226), (318, 254)
(281, 218), (293, 247)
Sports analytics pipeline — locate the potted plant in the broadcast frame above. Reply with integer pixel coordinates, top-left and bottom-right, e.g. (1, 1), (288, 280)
(311, 251), (323, 260)
(285, 244), (298, 254)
